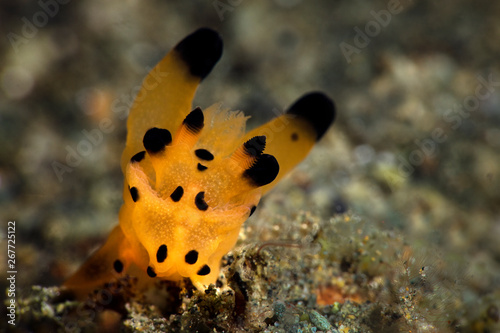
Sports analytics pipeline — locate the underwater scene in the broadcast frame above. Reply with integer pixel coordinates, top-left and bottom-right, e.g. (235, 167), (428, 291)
(1, 0), (499, 332)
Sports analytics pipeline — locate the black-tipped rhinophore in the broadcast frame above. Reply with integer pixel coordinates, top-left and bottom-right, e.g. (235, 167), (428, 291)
(244, 154), (280, 187)
(143, 128), (172, 153)
(175, 28), (223, 80)
(183, 107), (204, 134)
(286, 92), (335, 141)
(243, 136), (266, 157)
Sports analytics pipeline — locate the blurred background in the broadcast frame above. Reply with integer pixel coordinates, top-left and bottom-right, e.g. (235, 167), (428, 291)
(1, 0), (499, 331)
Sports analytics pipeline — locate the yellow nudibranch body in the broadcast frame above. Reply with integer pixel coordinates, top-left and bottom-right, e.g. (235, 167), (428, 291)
(64, 28), (335, 297)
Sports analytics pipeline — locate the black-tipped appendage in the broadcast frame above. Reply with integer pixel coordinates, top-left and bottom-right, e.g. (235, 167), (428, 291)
(183, 107), (204, 134)
(243, 136), (266, 157)
(286, 92), (335, 141)
(174, 28), (223, 80)
(143, 128), (172, 153)
(244, 154), (280, 187)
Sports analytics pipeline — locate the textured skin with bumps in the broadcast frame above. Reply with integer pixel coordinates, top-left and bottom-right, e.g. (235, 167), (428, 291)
(63, 28), (335, 297)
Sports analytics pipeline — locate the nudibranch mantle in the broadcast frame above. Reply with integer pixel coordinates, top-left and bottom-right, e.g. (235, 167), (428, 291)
(64, 28), (335, 297)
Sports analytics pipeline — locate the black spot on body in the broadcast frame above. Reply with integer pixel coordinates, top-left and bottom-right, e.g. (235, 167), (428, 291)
(185, 250), (198, 264)
(174, 28), (223, 79)
(131, 151), (146, 163)
(249, 206), (257, 217)
(195, 149), (214, 161)
(287, 92), (335, 141)
(197, 163), (207, 171)
(143, 128), (172, 153)
(291, 132), (299, 141)
(156, 245), (168, 263)
(147, 266), (157, 278)
(183, 107), (204, 134)
(170, 186), (184, 202)
(243, 154), (280, 187)
(195, 192), (208, 211)
(129, 186), (139, 202)
(113, 260), (123, 273)
(197, 265), (211, 276)
(243, 136), (266, 157)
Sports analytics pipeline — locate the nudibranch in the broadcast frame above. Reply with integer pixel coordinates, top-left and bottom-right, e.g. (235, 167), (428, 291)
(64, 28), (335, 297)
